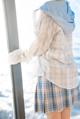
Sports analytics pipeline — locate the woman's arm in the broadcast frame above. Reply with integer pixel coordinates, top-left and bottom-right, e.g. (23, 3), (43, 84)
(27, 10), (59, 60)
(8, 49), (28, 65)
(8, 10), (59, 65)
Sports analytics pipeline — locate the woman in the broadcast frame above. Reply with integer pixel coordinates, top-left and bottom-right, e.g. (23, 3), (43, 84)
(8, 0), (79, 119)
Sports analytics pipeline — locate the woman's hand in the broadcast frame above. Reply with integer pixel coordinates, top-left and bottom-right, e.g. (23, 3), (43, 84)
(8, 49), (28, 65)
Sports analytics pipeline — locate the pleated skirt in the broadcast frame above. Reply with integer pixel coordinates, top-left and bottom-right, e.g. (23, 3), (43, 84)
(34, 76), (79, 113)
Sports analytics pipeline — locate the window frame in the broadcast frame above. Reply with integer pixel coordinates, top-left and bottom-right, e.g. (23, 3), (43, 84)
(3, 0), (25, 118)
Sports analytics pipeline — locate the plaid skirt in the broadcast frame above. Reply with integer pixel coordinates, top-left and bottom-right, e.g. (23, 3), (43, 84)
(34, 76), (79, 113)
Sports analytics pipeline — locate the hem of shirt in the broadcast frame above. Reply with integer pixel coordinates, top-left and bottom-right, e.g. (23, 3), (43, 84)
(46, 79), (79, 89)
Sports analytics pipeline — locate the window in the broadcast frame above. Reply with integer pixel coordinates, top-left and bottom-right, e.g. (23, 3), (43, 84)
(0, 0), (80, 119)
(0, 0), (14, 118)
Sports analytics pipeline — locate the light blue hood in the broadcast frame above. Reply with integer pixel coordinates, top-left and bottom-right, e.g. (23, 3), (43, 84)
(39, 0), (75, 34)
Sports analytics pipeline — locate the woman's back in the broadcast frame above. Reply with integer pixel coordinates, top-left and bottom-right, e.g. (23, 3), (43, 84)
(35, 10), (78, 89)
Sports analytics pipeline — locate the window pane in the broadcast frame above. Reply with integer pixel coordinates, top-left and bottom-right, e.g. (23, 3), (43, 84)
(69, 1), (80, 118)
(0, 1), (14, 119)
(15, 0), (80, 119)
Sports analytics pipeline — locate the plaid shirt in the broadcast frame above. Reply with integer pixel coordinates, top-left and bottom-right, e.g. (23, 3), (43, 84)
(8, 10), (78, 89)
